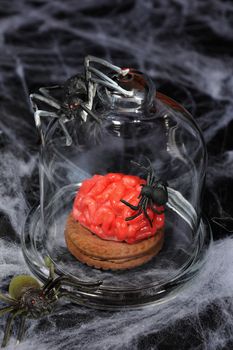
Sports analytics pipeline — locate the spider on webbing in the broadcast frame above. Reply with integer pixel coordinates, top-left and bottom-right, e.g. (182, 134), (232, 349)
(0, 257), (102, 347)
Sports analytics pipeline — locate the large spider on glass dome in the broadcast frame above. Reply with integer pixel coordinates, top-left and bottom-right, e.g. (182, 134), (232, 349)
(120, 158), (168, 227)
(30, 56), (132, 146)
(0, 258), (102, 347)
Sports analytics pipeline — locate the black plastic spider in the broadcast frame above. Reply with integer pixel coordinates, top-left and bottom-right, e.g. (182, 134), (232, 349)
(30, 56), (135, 146)
(30, 74), (101, 146)
(120, 159), (168, 227)
(0, 258), (102, 347)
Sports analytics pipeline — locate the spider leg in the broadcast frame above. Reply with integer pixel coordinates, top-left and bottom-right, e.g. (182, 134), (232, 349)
(45, 256), (55, 280)
(142, 198), (153, 227)
(43, 277), (59, 295)
(81, 79), (97, 122)
(79, 102), (101, 124)
(121, 193), (146, 209)
(163, 183), (169, 196)
(1, 310), (22, 348)
(58, 116), (73, 146)
(88, 66), (120, 87)
(42, 257), (56, 292)
(120, 199), (139, 211)
(146, 170), (153, 186)
(146, 163), (158, 188)
(44, 277), (63, 301)
(130, 158), (158, 187)
(34, 110), (60, 128)
(34, 110), (59, 145)
(148, 173), (158, 187)
(39, 86), (62, 103)
(0, 306), (15, 316)
(46, 283), (76, 302)
(16, 315), (26, 345)
(0, 293), (16, 305)
(85, 55), (122, 76)
(33, 110), (72, 146)
(125, 209), (142, 221)
(30, 93), (61, 110)
(85, 56), (133, 97)
(137, 191), (143, 199)
(89, 78), (133, 97)
(144, 156), (153, 169)
(130, 160), (149, 173)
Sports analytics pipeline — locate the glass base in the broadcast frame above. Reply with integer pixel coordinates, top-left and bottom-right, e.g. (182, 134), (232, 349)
(21, 185), (212, 310)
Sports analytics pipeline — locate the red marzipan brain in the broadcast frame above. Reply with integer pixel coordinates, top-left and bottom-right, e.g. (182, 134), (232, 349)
(73, 173), (165, 244)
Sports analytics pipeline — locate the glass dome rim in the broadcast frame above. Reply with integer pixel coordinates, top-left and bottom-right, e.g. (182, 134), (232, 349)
(21, 205), (212, 305)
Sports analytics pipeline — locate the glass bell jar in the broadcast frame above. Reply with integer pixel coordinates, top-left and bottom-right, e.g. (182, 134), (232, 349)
(22, 56), (212, 309)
